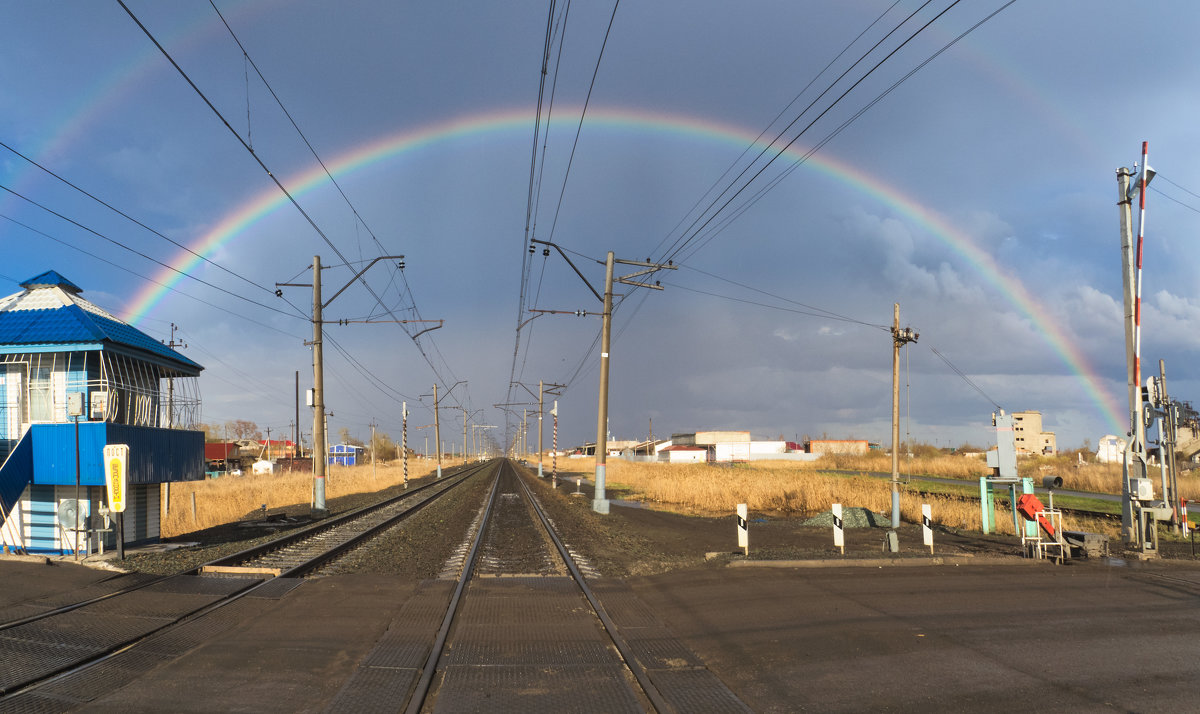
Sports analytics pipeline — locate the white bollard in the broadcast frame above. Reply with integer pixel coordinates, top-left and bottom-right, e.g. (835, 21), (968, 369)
(922, 503), (933, 554)
(736, 504), (748, 556)
(832, 503), (844, 554)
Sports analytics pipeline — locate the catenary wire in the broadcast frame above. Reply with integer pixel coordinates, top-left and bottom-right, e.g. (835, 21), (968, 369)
(0, 183), (306, 321)
(654, 0), (941, 265)
(543, 0), (621, 247)
(508, 0), (573, 439)
(647, 0), (906, 260)
(119, 1), (455, 390)
(673, 0), (1018, 266)
(0, 139), (275, 297)
(929, 346), (1002, 410)
(0, 211), (308, 341)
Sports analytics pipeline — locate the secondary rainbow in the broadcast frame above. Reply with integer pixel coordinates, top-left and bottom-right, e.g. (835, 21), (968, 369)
(119, 106), (1125, 432)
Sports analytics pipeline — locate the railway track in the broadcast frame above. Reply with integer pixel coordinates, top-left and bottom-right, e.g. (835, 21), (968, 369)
(0, 460), (491, 708)
(328, 458), (750, 713)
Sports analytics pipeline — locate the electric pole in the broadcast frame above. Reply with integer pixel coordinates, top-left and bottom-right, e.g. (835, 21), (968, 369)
(370, 420), (377, 480)
(421, 380), (465, 479)
(891, 303), (918, 531)
(1118, 146), (1154, 544)
(311, 256), (326, 515)
(164, 322), (186, 429)
(538, 381), (544, 476)
(594, 252), (616, 514)
(526, 238), (675, 514)
(276, 253), (408, 517)
(433, 383), (441, 478)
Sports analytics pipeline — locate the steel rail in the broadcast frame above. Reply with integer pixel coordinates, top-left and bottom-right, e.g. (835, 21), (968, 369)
(192, 461), (480, 573)
(515, 461), (672, 713)
(404, 459), (670, 713)
(0, 461), (493, 701)
(404, 460), (503, 714)
(275, 463), (490, 578)
(0, 570), (172, 632)
(0, 462), (478, 634)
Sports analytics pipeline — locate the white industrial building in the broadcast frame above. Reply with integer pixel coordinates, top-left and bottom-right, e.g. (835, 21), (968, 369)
(1096, 435), (1126, 464)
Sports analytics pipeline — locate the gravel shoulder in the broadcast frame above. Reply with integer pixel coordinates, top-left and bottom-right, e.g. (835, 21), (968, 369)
(54, 458), (1200, 579)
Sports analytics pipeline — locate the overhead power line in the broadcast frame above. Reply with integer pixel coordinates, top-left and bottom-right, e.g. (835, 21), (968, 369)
(929, 346), (1002, 410)
(0, 211), (308, 340)
(651, 0), (924, 263)
(0, 139), (274, 297)
(658, 0), (967, 267)
(543, 0), (621, 247)
(0, 182), (303, 320)
(119, 0), (456, 388)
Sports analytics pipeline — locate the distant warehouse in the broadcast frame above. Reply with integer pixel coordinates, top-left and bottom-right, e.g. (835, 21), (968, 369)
(806, 439), (869, 456)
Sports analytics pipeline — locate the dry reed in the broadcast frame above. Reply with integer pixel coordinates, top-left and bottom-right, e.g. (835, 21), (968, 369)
(589, 459), (1116, 535)
(160, 461), (435, 538)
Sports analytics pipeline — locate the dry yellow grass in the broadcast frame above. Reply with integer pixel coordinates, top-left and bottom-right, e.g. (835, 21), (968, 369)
(805, 451), (1200, 502)
(160, 461), (436, 538)
(571, 458), (1115, 536)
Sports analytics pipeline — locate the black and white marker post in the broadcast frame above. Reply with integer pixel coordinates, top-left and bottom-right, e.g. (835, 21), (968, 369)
(832, 503), (844, 555)
(736, 503), (748, 557)
(922, 503), (933, 554)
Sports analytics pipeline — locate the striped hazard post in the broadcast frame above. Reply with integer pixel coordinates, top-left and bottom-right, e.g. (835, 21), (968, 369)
(736, 503), (748, 556)
(552, 401), (558, 488)
(922, 503), (933, 554)
(832, 503), (844, 554)
(402, 402), (409, 489)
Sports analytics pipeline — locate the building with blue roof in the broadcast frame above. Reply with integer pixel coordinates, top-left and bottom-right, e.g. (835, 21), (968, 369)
(0, 272), (205, 555)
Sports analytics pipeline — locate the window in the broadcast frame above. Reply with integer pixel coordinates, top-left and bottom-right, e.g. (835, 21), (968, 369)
(29, 366), (52, 422)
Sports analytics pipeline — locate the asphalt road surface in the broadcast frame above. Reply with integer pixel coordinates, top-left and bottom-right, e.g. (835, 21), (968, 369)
(3, 557), (1198, 712)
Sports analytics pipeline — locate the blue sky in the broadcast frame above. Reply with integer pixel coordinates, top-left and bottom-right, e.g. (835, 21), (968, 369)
(2, 1), (1199, 454)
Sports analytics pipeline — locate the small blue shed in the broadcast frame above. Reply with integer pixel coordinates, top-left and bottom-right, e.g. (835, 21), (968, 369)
(0, 272), (205, 554)
(328, 443), (364, 467)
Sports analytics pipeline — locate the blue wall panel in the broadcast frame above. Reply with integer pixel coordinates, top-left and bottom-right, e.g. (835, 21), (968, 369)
(0, 430), (33, 515)
(27, 484), (57, 553)
(30, 423), (204, 486)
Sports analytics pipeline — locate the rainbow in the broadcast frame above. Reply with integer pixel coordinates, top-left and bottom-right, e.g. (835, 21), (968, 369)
(118, 107), (1125, 432)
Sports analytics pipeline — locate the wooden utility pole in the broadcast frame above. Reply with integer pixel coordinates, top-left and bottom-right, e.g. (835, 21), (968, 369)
(890, 303), (918, 531)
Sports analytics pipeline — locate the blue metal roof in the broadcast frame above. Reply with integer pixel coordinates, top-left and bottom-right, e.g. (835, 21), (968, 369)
(19, 270), (82, 294)
(0, 273), (202, 374)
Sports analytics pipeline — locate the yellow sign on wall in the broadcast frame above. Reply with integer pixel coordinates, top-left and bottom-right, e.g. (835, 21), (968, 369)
(103, 444), (129, 513)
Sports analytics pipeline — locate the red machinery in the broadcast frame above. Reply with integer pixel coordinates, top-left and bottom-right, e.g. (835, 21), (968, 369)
(1017, 493), (1056, 539)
